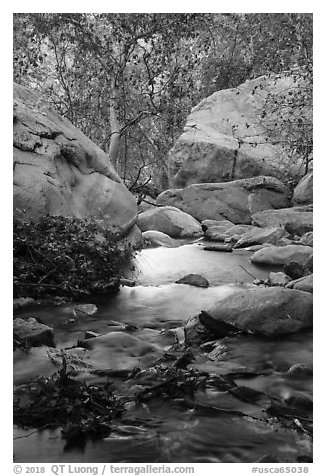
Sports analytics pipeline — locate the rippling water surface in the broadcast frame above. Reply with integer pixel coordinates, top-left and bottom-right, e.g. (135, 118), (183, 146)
(14, 243), (312, 463)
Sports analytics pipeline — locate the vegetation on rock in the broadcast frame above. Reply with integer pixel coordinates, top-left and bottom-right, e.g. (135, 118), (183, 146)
(14, 354), (124, 448)
(13, 215), (125, 299)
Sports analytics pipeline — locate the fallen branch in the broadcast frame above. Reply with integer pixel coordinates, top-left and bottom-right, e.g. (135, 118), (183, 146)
(37, 264), (62, 285)
(238, 265), (257, 280)
(140, 199), (164, 207)
(13, 425), (50, 440)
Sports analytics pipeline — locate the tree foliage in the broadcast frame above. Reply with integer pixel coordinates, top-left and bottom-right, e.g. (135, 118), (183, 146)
(13, 13), (312, 190)
(199, 14), (312, 93)
(260, 67), (313, 180)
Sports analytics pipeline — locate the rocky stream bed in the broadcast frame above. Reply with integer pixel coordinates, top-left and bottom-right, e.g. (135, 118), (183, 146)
(13, 242), (313, 463)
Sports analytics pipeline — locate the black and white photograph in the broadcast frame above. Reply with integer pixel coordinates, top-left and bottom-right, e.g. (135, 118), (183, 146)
(11, 5), (316, 471)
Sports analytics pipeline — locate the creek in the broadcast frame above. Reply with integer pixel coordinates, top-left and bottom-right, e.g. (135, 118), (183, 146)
(13, 242), (313, 463)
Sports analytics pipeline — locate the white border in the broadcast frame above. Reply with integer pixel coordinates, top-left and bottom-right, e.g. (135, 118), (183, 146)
(3, 4), (324, 474)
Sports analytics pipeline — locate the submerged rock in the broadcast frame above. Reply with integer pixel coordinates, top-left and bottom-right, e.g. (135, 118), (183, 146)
(137, 206), (203, 238)
(79, 331), (162, 371)
(250, 245), (312, 267)
(285, 395), (313, 412)
(202, 243), (233, 252)
(69, 304), (98, 317)
(297, 456), (313, 463)
(175, 274), (210, 288)
(197, 287), (313, 336)
(258, 454), (281, 463)
(13, 317), (54, 347)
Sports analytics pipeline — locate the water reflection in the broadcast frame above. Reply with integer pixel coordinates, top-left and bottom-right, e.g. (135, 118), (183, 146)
(132, 244), (278, 286)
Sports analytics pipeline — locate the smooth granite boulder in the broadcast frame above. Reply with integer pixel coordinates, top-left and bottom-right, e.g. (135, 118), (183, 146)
(157, 176), (290, 224)
(13, 82), (137, 239)
(137, 206), (203, 238)
(167, 75), (308, 187)
(250, 245), (313, 267)
(198, 287), (313, 337)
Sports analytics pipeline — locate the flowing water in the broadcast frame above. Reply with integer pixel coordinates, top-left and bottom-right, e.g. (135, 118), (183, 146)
(13, 242), (313, 463)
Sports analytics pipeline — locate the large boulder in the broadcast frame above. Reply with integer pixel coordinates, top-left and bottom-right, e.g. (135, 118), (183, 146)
(250, 245), (313, 267)
(157, 176), (290, 224)
(198, 287), (313, 337)
(292, 172), (313, 205)
(13, 83), (137, 238)
(137, 206), (203, 238)
(168, 76), (308, 188)
(251, 205), (313, 236)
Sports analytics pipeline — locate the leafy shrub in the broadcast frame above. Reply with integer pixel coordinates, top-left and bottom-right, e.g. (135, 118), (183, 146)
(13, 216), (125, 299)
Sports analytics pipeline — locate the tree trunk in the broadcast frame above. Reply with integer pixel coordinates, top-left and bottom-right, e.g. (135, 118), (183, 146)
(108, 79), (121, 169)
